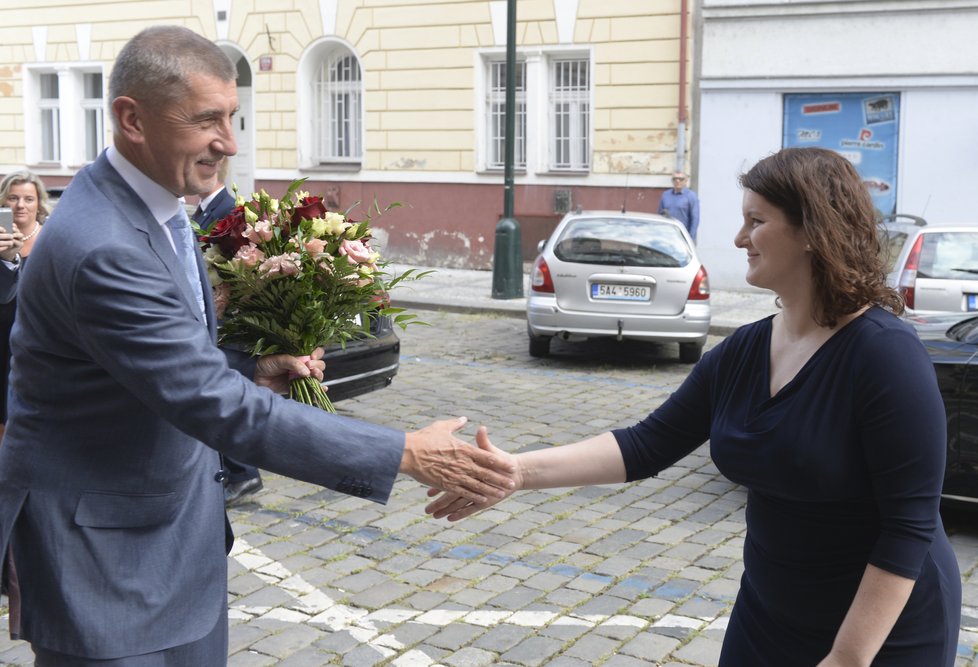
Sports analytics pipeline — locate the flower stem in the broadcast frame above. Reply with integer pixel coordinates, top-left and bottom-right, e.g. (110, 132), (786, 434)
(289, 376), (335, 412)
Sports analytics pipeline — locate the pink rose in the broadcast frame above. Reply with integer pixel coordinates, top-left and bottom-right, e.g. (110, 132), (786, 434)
(339, 239), (372, 264)
(259, 253), (302, 277)
(304, 238), (328, 256)
(244, 220), (274, 243)
(234, 244), (265, 267)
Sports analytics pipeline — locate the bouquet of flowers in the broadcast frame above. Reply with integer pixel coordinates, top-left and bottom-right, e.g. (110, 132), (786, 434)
(198, 179), (426, 412)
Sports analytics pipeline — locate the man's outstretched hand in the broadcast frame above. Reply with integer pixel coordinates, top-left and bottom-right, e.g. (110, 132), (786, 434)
(422, 425), (521, 520)
(401, 418), (516, 506)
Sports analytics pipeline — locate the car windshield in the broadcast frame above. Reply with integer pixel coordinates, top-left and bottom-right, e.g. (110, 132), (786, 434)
(918, 231), (978, 279)
(553, 217), (692, 267)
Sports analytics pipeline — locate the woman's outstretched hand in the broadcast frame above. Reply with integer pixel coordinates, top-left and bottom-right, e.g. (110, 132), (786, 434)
(425, 426), (521, 521)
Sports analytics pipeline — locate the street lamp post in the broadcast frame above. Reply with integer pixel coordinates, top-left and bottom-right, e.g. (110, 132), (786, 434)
(491, 0), (523, 299)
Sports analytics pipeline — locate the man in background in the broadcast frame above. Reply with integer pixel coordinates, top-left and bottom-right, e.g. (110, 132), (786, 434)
(193, 159), (264, 506)
(658, 171), (700, 242)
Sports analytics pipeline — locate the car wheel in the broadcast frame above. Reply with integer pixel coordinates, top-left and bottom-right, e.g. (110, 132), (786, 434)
(528, 334), (551, 358)
(679, 342), (702, 364)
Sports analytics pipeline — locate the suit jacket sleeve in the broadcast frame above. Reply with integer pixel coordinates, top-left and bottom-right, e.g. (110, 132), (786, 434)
(69, 240), (404, 503)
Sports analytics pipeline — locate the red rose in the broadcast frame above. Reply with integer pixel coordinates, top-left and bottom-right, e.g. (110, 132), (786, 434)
(201, 206), (250, 258)
(291, 195), (328, 227)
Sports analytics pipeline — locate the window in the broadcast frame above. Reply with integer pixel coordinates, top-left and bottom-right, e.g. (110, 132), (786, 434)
(478, 50), (591, 175)
(27, 66), (106, 167)
(314, 52), (362, 163)
(38, 73), (60, 163)
(549, 59), (589, 171)
(82, 72), (104, 162)
(486, 59), (526, 170)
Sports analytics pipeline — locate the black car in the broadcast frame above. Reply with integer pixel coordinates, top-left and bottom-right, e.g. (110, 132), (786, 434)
(320, 314), (400, 403)
(912, 313), (978, 503)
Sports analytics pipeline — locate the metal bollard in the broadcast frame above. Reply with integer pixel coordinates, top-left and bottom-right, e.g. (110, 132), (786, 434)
(492, 216), (524, 299)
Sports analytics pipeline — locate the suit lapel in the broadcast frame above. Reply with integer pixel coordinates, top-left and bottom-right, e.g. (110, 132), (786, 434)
(90, 155), (206, 327)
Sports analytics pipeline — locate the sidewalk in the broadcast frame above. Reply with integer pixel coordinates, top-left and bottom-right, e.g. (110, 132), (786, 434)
(389, 264), (779, 337)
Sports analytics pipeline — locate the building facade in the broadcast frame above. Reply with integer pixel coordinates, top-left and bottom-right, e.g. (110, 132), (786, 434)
(695, 0), (978, 289)
(0, 0), (694, 269)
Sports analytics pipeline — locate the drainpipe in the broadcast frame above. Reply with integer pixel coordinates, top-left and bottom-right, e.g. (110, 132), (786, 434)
(675, 0), (688, 174)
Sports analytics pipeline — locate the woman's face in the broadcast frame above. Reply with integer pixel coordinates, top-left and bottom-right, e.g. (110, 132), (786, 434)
(735, 189), (811, 293)
(4, 182), (39, 229)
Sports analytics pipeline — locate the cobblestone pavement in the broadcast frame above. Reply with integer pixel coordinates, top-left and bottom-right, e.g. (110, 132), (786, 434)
(3, 310), (978, 666)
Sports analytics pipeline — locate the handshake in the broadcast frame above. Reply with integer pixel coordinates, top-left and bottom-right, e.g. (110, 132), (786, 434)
(253, 350), (520, 517)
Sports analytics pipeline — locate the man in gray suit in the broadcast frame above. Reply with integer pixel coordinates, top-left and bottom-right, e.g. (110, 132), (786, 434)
(0, 25), (513, 665)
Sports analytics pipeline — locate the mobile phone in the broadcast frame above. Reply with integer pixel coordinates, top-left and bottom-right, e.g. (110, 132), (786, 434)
(0, 208), (13, 233)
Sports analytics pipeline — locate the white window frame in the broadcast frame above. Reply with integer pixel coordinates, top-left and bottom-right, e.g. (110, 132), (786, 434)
(476, 48), (592, 176)
(81, 71), (105, 163)
(548, 57), (590, 172)
(298, 38), (364, 169)
(485, 57), (526, 170)
(25, 64), (107, 168)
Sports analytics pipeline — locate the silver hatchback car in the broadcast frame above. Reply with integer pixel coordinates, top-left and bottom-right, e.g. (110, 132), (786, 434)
(526, 210), (711, 362)
(880, 216), (978, 316)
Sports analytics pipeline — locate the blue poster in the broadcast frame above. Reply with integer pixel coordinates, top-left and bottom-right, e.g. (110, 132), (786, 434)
(783, 93), (900, 215)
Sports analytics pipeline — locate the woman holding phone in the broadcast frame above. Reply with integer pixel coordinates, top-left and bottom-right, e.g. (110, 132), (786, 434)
(0, 170), (50, 439)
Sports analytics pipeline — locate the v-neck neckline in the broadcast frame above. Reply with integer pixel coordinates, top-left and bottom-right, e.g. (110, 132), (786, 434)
(760, 308), (871, 402)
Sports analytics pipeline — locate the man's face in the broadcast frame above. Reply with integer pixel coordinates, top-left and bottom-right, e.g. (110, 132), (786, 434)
(139, 73), (238, 197)
(672, 174), (687, 193)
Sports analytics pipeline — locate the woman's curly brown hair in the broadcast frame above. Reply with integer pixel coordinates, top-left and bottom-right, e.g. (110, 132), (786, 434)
(739, 147), (903, 327)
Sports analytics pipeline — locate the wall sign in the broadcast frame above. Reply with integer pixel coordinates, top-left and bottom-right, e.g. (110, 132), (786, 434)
(783, 92), (900, 215)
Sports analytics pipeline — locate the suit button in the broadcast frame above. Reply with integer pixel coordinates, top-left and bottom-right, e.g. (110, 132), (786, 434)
(214, 469), (229, 483)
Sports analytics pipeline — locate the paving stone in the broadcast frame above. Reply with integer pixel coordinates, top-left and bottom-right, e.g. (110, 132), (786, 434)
(472, 624), (534, 653)
(674, 635), (723, 667)
(314, 630), (361, 653)
(562, 633), (622, 661)
(619, 630), (684, 662)
(426, 622), (488, 650)
(340, 642), (390, 667)
(443, 646), (499, 667)
(276, 646), (339, 666)
(500, 635), (566, 666)
(249, 623), (322, 658)
(348, 580), (414, 608)
(571, 593), (630, 617)
(227, 650), (279, 666)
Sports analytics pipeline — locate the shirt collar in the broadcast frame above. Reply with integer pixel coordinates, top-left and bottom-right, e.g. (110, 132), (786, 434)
(106, 146), (186, 225)
(198, 187), (226, 213)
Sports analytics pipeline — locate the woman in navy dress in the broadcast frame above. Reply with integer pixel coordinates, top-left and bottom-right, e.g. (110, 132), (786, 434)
(428, 147), (961, 666)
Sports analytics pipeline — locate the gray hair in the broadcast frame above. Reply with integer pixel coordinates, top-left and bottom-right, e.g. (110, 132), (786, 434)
(1, 170), (51, 224)
(108, 25), (236, 132)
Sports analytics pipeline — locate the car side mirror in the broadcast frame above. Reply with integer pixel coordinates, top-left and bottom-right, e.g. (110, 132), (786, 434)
(537, 239), (547, 253)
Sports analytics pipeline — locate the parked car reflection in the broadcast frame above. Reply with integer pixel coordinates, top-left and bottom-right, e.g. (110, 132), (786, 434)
(911, 313), (978, 503)
(320, 314), (400, 402)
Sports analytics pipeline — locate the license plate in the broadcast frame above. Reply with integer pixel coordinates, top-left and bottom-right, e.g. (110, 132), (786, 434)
(968, 294), (978, 311)
(591, 283), (651, 301)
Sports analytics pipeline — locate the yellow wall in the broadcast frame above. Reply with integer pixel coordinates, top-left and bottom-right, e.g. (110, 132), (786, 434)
(0, 0), (691, 179)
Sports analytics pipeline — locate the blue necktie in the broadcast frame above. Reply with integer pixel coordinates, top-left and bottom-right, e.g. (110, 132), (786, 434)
(165, 208), (207, 325)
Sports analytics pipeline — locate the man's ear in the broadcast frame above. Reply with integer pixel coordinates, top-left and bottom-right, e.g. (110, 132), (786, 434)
(112, 96), (146, 145)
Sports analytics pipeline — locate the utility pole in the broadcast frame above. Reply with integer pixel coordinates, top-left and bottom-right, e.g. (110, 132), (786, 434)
(491, 0), (523, 299)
